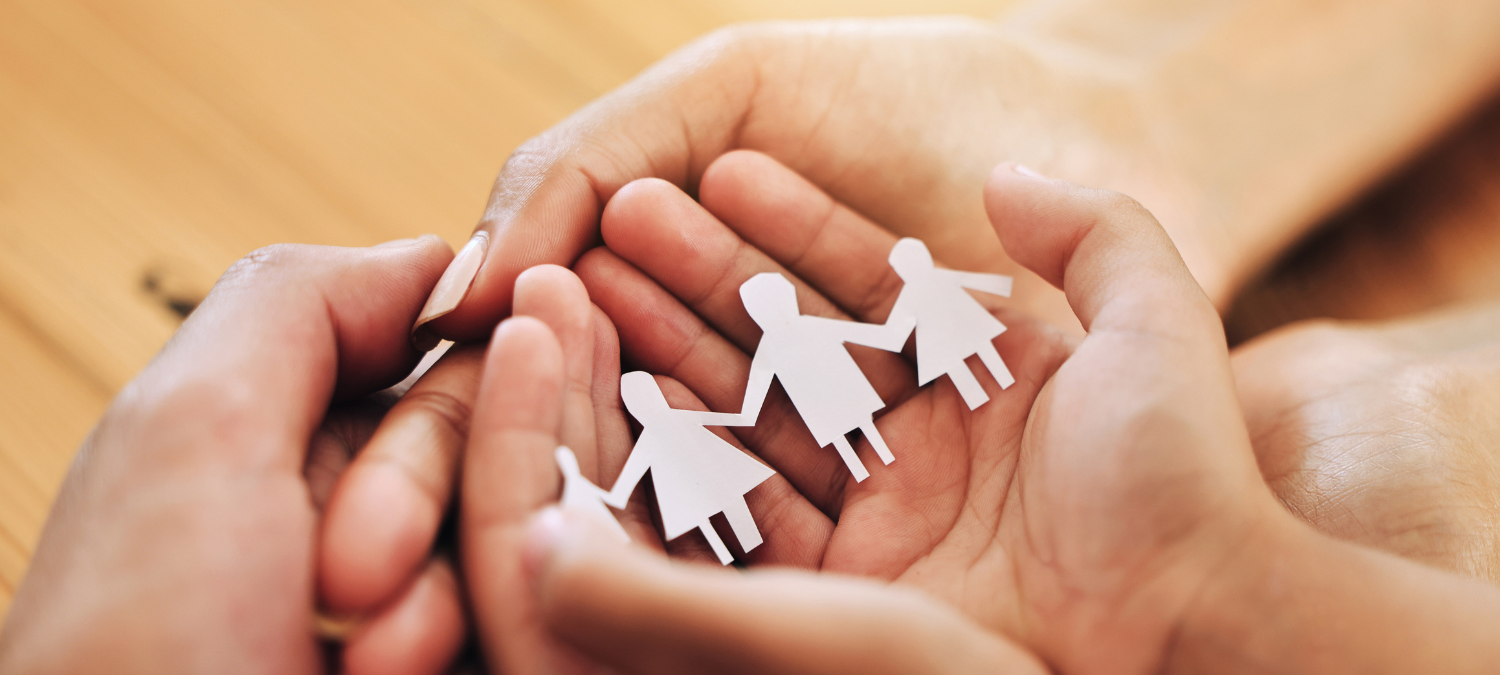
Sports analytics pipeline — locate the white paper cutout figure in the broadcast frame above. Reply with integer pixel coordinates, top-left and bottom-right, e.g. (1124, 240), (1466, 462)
(736, 273), (915, 482)
(885, 238), (1016, 410)
(555, 446), (630, 543)
(604, 371), (774, 565)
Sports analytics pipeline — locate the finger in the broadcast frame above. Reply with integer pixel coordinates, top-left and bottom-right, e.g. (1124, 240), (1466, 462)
(576, 248), (852, 517)
(984, 162), (1266, 530)
(415, 31), (764, 341)
(319, 345), (484, 613)
(599, 177), (916, 407)
(19, 238), (451, 671)
(513, 267), (664, 548)
(513, 265), (601, 470)
(652, 375), (832, 569)
(527, 509), (1048, 675)
(131, 238), (453, 470)
(699, 150), (908, 322)
(462, 316), (593, 673)
(986, 163), (1220, 342)
(588, 306), (666, 550)
(343, 558), (466, 675)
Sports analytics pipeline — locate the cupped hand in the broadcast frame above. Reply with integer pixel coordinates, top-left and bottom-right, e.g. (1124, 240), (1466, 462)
(576, 150), (1284, 674)
(0, 239), (454, 674)
(459, 288), (1047, 675)
(415, 15), (1228, 344)
(1234, 305), (1500, 581)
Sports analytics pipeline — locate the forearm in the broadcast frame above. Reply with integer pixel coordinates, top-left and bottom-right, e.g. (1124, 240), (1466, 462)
(1002, 0), (1500, 297)
(1166, 516), (1500, 674)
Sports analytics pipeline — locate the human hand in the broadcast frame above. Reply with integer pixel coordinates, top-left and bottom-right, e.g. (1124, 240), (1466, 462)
(1233, 305), (1500, 581)
(413, 15), (1230, 345)
(0, 239), (454, 674)
(459, 304), (1046, 675)
(451, 264), (836, 674)
(573, 149), (1280, 674)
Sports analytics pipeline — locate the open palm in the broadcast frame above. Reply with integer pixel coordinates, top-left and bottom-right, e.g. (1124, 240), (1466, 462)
(578, 151), (1282, 675)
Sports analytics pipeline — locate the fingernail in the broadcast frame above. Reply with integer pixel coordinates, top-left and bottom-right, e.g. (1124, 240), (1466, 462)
(522, 507), (572, 588)
(1013, 163), (1047, 179)
(413, 231), (490, 330)
(375, 234), (441, 250)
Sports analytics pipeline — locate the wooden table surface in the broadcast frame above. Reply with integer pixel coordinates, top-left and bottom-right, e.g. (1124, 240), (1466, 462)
(3, 0), (1499, 621)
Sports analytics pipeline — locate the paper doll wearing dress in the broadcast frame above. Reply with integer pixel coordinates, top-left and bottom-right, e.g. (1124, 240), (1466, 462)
(736, 273), (915, 483)
(886, 238), (1015, 410)
(604, 371), (773, 565)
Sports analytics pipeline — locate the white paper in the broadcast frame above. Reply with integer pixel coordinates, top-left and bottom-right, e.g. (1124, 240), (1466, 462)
(555, 446), (630, 543)
(887, 238), (1015, 410)
(736, 273), (914, 482)
(608, 371), (772, 565)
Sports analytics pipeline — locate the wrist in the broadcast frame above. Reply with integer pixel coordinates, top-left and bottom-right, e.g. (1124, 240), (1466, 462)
(1161, 507), (1500, 675)
(1158, 508), (1312, 675)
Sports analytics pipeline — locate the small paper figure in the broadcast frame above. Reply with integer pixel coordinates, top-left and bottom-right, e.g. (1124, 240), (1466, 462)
(737, 273), (915, 482)
(555, 445), (631, 543)
(605, 371), (773, 565)
(886, 238), (1016, 410)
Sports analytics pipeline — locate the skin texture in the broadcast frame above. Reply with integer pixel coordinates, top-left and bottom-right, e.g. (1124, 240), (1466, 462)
(6, 159), (1500, 674)
(328, 8), (1500, 661)
(1235, 306), (1500, 581)
(534, 159), (1500, 674)
(316, 151), (1500, 671)
(567, 155), (1271, 674)
(0, 239), (458, 675)
(418, 16), (1210, 342)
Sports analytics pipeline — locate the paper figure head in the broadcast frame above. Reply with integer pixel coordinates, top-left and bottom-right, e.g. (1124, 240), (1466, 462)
(620, 370), (669, 420)
(740, 273), (799, 328)
(888, 237), (934, 280)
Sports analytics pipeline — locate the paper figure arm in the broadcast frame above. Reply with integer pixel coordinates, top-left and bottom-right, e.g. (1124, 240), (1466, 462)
(810, 314), (915, 353)
(736, 349), (777, 426)
(885, 287), (917, 327)
(676, 410), (755, 427)
(942, 269), (1013, 297)
(603, 444), (651, 509)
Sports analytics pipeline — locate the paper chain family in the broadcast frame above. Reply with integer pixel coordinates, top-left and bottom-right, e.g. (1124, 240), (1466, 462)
(555, 238), (1016, 565)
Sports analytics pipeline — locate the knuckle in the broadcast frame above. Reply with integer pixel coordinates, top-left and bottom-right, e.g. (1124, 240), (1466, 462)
(1095, 190), (1149, 219)
(219, 243), (312, 286)
(399, 388), (474, 440)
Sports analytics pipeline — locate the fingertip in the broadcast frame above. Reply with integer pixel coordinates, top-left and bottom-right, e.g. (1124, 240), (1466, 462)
(489, 315), (562, 357)
(319, 462), (441, 613)
(513, 265), (595, 356)
(514, 264), (589, 306)
(472, 316), (567, 444)
(983, 161), (1084, 289)
(698, 149), (781, 213)
(342, 558), (466, 675)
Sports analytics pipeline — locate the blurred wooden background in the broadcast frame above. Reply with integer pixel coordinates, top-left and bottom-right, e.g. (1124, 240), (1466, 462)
(3, 0), (1499, 619)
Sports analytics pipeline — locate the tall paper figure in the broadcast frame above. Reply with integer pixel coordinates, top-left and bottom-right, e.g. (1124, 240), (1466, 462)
(555, 445), (631, 543)
(737, 273), (914, 482)
(886, 238), (1015, 410)
(605, 371), (773, 565)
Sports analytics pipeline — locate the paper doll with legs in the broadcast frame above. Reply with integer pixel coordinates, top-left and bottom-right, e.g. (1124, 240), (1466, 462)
(554, 445), (631, 543)
(886, 238), (1015, 410)
(736, 273), (915, 482)
(602, 371), (773, 565)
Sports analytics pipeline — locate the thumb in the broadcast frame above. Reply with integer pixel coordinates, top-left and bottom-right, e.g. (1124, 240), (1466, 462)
(523, 509), (1047, 675)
